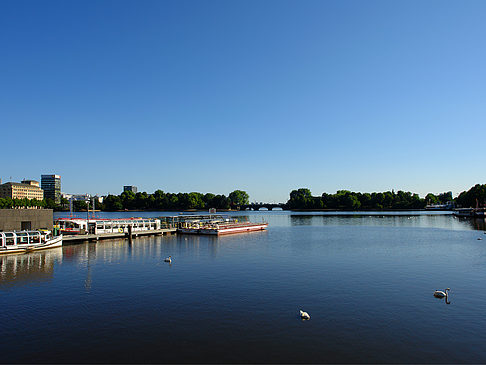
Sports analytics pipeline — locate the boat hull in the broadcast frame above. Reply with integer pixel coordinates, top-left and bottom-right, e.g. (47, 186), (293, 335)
(0, 236), (63, 255)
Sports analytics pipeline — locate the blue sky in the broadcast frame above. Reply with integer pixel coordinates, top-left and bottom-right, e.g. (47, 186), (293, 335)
(1, 0), (485, 202)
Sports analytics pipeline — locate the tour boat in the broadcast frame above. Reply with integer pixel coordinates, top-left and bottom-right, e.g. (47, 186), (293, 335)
(453, 208), (486, 218)
(177, 215), (268, 235)
(55, 217), (163, 235)
(0, 230), (63, 255)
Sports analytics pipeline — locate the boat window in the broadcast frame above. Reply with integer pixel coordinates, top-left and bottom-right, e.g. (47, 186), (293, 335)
(5, 233), (15, 246)
(17, 232), (29, 244)
(31, 233), (41, 243)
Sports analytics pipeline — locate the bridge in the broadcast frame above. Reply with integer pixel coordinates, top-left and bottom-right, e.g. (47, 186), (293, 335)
(239, 203), (287, 211)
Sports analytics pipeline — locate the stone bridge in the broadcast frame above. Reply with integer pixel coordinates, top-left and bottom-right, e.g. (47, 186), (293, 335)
(239, 203), (287, 211)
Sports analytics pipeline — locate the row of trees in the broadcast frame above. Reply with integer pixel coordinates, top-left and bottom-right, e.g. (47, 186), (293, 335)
(0, 197), (59, 209)
(102, 189), (249, 211)
(2, 184), (485, 211)
(0, 190), (249, 211)
(286, 188), (457, 210)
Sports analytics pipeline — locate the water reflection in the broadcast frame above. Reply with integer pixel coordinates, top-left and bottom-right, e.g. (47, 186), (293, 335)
(290, 215), (315, 225)
(288, 213), (486, 231)
(0, 247), (63, 288)
(85, 243), (96, 291)
(61, 233), (224, 268)
(454, 217), (486, 231)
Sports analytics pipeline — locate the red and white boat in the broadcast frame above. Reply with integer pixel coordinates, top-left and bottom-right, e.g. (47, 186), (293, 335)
(178, 216), (268, 235)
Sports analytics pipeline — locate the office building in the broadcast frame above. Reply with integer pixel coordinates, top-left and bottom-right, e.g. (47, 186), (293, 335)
(41, 175), (61, 204)
(0, 181), (44, 200)
(123, 186), (138, 193)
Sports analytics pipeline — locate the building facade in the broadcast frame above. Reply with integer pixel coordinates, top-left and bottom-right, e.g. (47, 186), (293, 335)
(0, 209), (53, 231)
(0, 181), (44, 200)
(41, 175), (61, 204)
(123, 186), (138, 193)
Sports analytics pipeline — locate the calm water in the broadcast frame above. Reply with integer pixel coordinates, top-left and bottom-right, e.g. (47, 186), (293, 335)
(2, 211), (486, 363)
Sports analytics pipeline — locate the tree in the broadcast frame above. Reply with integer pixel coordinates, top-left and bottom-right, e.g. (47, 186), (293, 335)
(74, 200), (87, 211)
(187, 192), (205, 209)
(287, 188), (313, 209)
(121, 191), (136, 210)
(103, 195), (123, 211)
(456, 184), (486, 208)
(425, 193), (439, 205)
(212, 194), (230, 209)
(45, 198), (57, 209)
(228, 190), (249, 208)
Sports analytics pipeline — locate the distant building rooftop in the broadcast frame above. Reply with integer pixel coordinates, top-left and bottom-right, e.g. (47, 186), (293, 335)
(21, 180), (40, 187)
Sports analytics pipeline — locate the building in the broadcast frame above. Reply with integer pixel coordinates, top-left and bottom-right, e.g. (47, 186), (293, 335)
(0, 181), (44, 200)
(22, 180), (40, 187)
(62, 193), (103, 204)
(0, 209), (53, 231)
(62, 193), (91, 201)
(41, 175), (61, 204)
(123, 186), (138, 193)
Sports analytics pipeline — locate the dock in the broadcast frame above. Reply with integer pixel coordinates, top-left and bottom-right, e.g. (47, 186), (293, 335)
(62, 228), (177, 244)
(57, 214), (267, 245)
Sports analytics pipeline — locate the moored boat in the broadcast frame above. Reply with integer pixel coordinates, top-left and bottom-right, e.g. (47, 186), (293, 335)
(453, 208), (486, 218)
(177, 215), (268, 235)
(0, 230), (62, 255)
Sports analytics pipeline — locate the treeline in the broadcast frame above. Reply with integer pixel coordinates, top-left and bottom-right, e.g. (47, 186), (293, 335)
(286, 188), (455, 210)
(0, 197), (57, 209)
(456, 184), (486, 208)
(2, 184), (485, 211)
(0, 190), (249, 211)
(101, 190), (249, 211)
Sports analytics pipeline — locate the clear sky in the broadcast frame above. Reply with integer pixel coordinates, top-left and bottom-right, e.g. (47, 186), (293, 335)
(1, 0), (485, 202)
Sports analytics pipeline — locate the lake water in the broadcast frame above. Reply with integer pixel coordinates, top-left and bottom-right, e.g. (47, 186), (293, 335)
(2, 211), (486, 363)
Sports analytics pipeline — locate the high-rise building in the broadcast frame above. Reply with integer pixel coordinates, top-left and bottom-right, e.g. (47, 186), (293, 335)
(123, 186), (138, 193)
(41, 175), (61, 204)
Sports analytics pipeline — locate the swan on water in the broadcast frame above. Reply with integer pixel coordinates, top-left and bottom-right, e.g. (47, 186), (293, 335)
(300, 310), (310, 320)
(164, 256), (172, 263)
(433, 288), (450, 298)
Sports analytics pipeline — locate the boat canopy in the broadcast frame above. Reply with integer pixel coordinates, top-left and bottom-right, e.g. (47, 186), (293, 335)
(0, 231), (45, 247)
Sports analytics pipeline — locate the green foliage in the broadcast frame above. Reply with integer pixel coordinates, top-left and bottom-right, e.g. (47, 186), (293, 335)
(228, 190), (250, 207)
(288, 188), (426, 210)
(288, 188), (313, 209)
(99, 190), (243, 211)
(103, 195), (123, 211)
(73, 200), (87, 211)
(456, 184), (486, 208)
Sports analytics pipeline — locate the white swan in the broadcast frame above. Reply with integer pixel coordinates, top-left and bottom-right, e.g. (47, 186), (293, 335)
(300, 310), (310, 320)
(433, 288), (450, 298)
(164, 256), (172, 263)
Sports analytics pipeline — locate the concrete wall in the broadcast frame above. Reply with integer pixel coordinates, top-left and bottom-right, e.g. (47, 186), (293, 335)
(0, 209), (53, 231)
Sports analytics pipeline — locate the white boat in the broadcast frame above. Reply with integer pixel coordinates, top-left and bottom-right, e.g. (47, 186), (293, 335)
(0, 230), (62, 255)
(453, 208), (486, 218)
(55, 217), (163, 235)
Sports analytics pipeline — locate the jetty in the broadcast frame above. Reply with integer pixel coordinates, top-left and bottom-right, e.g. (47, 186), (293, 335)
(55, 214), (266, 245)
(56, 217), (178, 244)
(62, 227), (177, 244)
